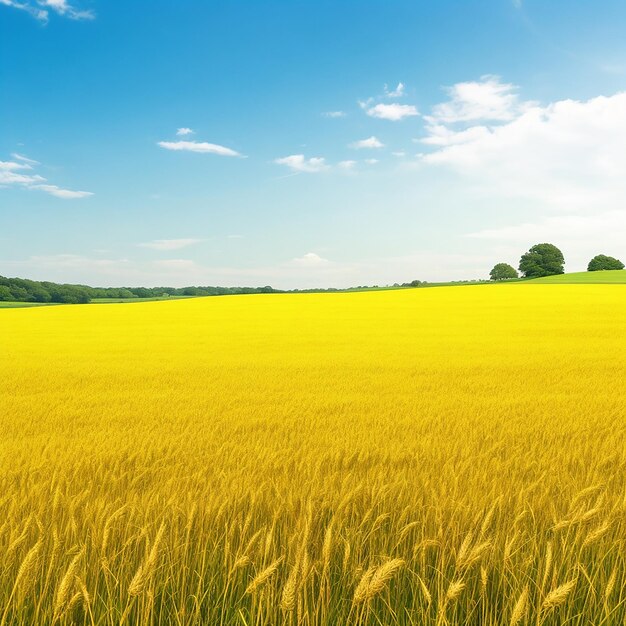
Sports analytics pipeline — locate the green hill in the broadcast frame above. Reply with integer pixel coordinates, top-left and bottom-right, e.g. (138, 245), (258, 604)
(528, 270), (626, 284)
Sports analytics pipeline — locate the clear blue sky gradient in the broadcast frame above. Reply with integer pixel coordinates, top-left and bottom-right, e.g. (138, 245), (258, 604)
(2, 1), (626, 287)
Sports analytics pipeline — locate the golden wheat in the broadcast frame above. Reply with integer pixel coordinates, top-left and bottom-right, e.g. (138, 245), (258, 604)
(0, 285), (624, 624)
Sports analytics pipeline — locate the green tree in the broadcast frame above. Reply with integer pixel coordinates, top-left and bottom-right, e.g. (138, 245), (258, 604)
(519, 243), (565, 278)
(489, 263), (518, 281)
(587, 254), (624, 272)
(0, 286), (13, 301)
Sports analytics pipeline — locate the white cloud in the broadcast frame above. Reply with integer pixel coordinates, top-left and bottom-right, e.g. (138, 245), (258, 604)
(359, 84), (418, 121)
(364, 159), (379, 165)
(322, 111), (346, 118)
(1, 0), (94, 20)
(158, 140), (241, 157)
(291, 252), (331, 267)
(274, 154), (328, 173)
(0, 160), (40, 186)
(385, 82), (405, 98)
(392, 151), (406, 157)
(417, 83), (626, 273)
(0, 160), (30, 171)
(0, 169), (44, 185)
(29, 184), (93, 199)
(421, 92), (626, 212)
(1, 155), (93, 198)
(420, 124), (491, 147)
(139, 238), (202, 251)
(176, 127), (195, 136)
(350, 136), (384, 149)
(366, 103), (419, 121)
(428, 75), (526, 124)
(38, 0), (94, 19)
(338, 160), (357, 170)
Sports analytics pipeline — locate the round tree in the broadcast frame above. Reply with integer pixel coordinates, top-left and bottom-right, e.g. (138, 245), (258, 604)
(587, 254), (624, 272)
(519, 243), (565, 278)
(489, 263), (519, 281)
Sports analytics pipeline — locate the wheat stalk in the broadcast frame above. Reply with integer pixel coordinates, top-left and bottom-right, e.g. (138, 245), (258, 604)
(53, 548), (84, 621)
(541, 578), (576, 612)
(541, 542), (552, 589)
(280, 565), (299, 611)
(245, 556), (283, 594)
(128, 522), (166, 597)
(418, 576), (432, 607)
(604, 567), (617, 603)
(353, 566), (376, 604)
(509, 586), (528, 626)
(365, 558), (404, 601)
(583, 520), (610, 547)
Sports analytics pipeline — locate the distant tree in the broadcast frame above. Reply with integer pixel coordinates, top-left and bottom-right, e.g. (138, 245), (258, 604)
(489, 263), (518, 281)
(519, 243), (565, 278)
(9, 286), (29, 301)
(132, 287), (153, 298)
(587, 254), (624, 272)
(28, 286), (52, 302)
(0, 286), (13, 301)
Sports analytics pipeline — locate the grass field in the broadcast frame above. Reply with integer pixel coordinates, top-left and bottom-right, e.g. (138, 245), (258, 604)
(90, 296), (191, 303)
(528, 269), (626, 283)
(0, 301), (58, 309)
(1, 285), (625, 625)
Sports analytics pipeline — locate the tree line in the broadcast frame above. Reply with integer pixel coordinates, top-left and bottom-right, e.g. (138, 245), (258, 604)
(0, 276), (278, 304)
(489, 244), (624, 280)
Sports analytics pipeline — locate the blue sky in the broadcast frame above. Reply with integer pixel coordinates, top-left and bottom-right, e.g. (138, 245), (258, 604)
(2, 0), (626, 288)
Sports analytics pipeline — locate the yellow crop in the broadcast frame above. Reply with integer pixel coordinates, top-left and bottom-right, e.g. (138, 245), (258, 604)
(1, 284), (625, 625)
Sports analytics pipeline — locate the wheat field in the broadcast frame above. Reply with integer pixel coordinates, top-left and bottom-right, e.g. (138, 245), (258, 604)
(1, 284), (625, 625)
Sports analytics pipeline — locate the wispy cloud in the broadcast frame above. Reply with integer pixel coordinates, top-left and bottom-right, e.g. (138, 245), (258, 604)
(138, 238), (203, 251)
(338, 160), (357, 170)
(11, 152), (40, 165)
(39, 0), (94, 19)
(350, 136), (384, 149)
(158, 140), (241, 157)
(384, 82), (405, 98)
(29, 183), (93, 198)
(0, 154), (93, 199)
(0, 0), (94, 21)
(322, 111), (346, 118)
(176, 127), (195, 136)
(274, 154), (328, 173)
